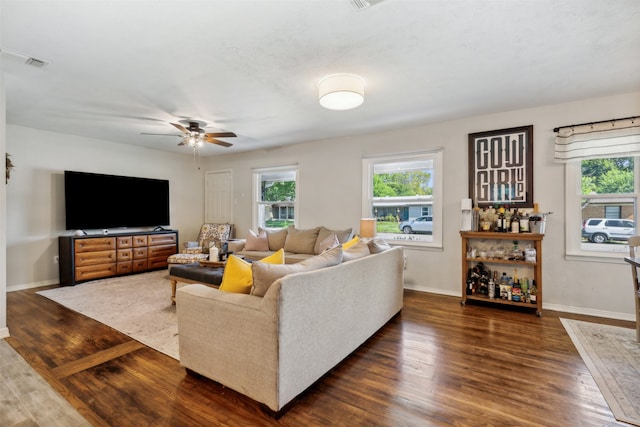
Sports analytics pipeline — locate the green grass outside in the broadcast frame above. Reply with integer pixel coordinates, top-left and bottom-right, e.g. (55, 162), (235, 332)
(376, 220), (402, 234)
(265, 219), (295, 228)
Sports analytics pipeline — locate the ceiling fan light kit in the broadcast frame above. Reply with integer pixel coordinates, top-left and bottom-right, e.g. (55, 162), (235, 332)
(318, 74), (365, 111)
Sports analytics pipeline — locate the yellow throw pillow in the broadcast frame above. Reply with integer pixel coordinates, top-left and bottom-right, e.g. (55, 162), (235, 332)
(342, 236), (360, 250)
(219, 255), (253, 294)
(219, 249), (286, 294)
(260, 248), (285, 264)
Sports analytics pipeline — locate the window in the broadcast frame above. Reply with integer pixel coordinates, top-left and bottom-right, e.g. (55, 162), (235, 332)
(253, 165), (298, 230)
(566, 156), (638, 258)
(362, 150), (443, 248)
(558, 117), (640, 259)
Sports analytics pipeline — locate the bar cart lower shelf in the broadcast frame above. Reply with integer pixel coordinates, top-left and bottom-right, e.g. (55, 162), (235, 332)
(460, 231), (544, 316)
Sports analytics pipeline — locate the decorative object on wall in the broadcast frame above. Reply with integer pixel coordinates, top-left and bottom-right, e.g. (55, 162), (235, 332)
(359, 218), (377, 238)
(468, 125), (534, 208)
(318, 74), (365, 110)
(5, 153), (14, 183)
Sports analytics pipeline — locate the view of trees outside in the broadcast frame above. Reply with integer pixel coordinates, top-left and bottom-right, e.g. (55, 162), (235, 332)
(262, 181), (295, 201)
(373, 171), (432, 197)
(581, 157), (634, 195)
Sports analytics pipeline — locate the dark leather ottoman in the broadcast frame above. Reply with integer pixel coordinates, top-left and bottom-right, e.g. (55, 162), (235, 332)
(168, 263), (224, 304)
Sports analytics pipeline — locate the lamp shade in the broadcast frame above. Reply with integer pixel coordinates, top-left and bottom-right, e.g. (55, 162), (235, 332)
(318, 74), (365, 110)
(359, 218), (377, 238)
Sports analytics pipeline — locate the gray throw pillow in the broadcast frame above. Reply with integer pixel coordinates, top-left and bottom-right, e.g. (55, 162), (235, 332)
(251, 245), (343, 296)
(342, 240), (371, 262)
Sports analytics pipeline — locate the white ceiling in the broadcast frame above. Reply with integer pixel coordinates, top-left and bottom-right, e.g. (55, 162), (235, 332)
(2, 0), (640, 155)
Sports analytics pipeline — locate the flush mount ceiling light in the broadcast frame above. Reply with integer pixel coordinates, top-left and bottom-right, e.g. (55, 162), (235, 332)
(318, 74), (365, 111)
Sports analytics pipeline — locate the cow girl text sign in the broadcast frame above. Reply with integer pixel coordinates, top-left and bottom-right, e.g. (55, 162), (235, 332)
(468, 125), (533, 208)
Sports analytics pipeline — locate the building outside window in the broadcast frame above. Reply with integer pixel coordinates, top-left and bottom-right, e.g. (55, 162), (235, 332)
(363, 150), (443, 248)
(253, 166), (298, 230)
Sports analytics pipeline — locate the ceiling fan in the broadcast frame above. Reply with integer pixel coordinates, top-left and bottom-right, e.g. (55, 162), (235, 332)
(142, 121), (236, 148)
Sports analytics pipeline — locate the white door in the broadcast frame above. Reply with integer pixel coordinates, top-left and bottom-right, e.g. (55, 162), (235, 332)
(205, 170), (232, 223)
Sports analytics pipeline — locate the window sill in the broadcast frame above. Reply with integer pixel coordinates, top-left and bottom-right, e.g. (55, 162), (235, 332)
(565, 251), (628, 264)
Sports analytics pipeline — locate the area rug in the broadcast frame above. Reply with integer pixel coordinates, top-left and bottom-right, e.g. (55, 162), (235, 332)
(561, 318), (640, 426)
(37, 270), (180, 360)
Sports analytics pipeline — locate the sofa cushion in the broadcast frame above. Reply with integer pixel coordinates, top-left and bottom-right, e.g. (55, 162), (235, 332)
(245, 229), (269, 251)
(316, 233), (339, 253)
(262, 227), (288, 251)
(314, 227), (353, 254)
(283, 226), (320, 255)
(367, 238), (392, 254)
(342, 239), (371, 262)
(251, 245), (343, 297)
(219, 249), (285, 294)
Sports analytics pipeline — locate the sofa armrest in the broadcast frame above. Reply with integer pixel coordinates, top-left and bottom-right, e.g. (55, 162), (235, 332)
(176, 284), (278, 407)
(227, 239), (246, 253)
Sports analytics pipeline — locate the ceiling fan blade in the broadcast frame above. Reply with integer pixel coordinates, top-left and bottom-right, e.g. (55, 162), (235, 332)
(204, 132), (237, 138)
(141, 133), (182, 136)
(171, 122), (189, 134)
(205, 139), (233, 147)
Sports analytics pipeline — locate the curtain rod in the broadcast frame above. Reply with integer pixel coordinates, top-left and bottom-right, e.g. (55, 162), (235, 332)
(553, 115), (640, 133)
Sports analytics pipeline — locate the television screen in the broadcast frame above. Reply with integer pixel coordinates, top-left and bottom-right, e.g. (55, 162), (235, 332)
(64, 171), (170, 230)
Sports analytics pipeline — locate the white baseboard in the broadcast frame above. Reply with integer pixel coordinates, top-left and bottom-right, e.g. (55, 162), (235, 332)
(404, 286), (636, 322)
(7, 279), (58, 292)
(543, 302), (635, 322)
(0, 327), (10, 339)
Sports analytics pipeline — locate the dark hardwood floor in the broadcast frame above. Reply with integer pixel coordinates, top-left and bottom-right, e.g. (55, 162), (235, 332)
(6, 286), (634, 426)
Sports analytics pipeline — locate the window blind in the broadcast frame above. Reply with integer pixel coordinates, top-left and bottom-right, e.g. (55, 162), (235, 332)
(554, 117), (640, 162)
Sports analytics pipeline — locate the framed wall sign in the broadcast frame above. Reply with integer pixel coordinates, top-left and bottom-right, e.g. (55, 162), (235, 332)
(468, 125), (533, 208)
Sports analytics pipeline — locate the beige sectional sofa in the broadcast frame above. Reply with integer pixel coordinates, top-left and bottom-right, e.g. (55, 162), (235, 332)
(227, 225), (353, 263)
(176, 245), (404, 413)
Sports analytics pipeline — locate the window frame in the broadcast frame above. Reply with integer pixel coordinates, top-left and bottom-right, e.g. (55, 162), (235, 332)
(565, 159), (639, 261)
(252, 164), (299, 231)
(362, 149), (443, 250)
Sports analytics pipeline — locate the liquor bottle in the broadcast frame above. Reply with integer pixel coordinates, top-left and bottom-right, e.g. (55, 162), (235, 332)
(488, 276), (495, 299)
(511, 269), (521, 302)
(504, 206), (511, 232)
(500, 272), (508, 299)
(496, 207), (505, 233)
(519, 212), (530, 233)
(466, 279), (474, 295)
(529, 280), (537, 304)
(511, 208), (520, 233)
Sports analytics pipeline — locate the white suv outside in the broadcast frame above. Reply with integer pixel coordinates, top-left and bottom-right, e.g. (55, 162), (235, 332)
(581, 218), (635, 243)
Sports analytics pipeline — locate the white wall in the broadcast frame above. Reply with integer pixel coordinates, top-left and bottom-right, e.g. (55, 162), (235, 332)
(0, 13), (8, 337)
(206, 90), (640, 320)
(5, 125), (207, 290)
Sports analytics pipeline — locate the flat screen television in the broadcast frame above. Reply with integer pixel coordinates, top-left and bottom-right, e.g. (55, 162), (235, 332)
(64, 170), (170, 230)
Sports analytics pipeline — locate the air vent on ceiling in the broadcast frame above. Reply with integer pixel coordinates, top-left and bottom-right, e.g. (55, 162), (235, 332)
(349, 0), (384, 10)
(0, 47), (49, 68)
(25, 57), (48, 68)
